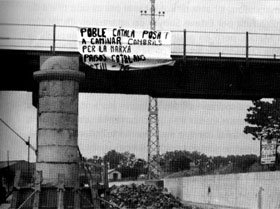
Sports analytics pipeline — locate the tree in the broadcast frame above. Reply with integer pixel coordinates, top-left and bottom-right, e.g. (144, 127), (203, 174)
(103, 150), (147, 179)
(244, 99), (280, 169)
(119, 153), (147, 179)
(236, 155), (259, 172)
(103, 150), (125, 169)
(87, 155), (103, 164)
(159, 150), (192, 173)
(159, 150), (260, 175)
(244, 99), (280, 140)
(169, 154), (191, 172)
(119, 151), (136, 168)
(118, 158), (148, 179)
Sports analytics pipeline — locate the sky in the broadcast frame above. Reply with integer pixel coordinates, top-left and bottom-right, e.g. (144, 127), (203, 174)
(1, 0), (280, 162)
(0, 91), (258, 163)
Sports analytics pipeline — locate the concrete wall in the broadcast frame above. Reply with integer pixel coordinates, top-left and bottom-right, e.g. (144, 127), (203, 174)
(109, 180), (145, 187)
(164, 171), (280, 209)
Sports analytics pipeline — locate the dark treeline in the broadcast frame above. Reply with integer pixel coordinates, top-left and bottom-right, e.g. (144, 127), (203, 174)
(85, 149), (279, 180)
(159, 150), (264, 176)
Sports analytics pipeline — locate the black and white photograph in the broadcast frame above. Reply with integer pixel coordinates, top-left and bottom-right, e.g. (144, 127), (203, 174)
(0, 0), (280, 208)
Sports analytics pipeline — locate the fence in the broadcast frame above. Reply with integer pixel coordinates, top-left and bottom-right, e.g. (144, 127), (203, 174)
(0, 23), (280, 59)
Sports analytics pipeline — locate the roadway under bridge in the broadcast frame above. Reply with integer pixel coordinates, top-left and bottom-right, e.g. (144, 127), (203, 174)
(1, 49), (280, 105)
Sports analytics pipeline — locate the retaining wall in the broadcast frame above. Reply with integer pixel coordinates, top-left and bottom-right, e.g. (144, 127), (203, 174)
(164, 171), (280, 209)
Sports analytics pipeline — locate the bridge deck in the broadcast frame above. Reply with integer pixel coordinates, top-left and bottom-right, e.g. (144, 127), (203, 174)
(1, 49), (280, 102)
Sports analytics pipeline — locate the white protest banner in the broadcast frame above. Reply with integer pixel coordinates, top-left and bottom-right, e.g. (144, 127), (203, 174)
(77, 27), (175, 71)
(261, 139), (277, 165)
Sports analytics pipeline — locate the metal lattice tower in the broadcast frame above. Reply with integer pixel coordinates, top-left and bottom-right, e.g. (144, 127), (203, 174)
(148, 96), (161, 179)
(147, 0), (161, 180)
(150, 0), (156, 31)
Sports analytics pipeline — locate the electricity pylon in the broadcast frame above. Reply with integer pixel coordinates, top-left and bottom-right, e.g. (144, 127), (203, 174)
(141, 0), (165, 180)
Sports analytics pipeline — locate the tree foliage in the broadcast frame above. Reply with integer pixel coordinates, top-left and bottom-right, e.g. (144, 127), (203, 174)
(103, 150), (126, 169)
(159, 150), (259, 175)
(103, 150), (147, 179)
(159, 151), (191, 172)
(219, 154), (259, 173)
(159, 150), (207, 173)
(88, 149), (262, 179)
(87, 155), (103, 164)
(244, 99), (280, 140)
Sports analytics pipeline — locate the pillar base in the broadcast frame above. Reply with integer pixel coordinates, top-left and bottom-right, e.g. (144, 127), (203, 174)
(34, 56), (84, 189)
(36, 163), (78, 187)
(9, 170), (103, 209)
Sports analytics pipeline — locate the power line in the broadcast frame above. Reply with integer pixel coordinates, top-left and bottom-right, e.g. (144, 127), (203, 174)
(0, 37), (78, 42)
(251, 46), (280, 49)
(0, 23), (53, 27)
(178, 30), (245, 35)
(0, 118), (37, 154)
(249, 32), (280, 36)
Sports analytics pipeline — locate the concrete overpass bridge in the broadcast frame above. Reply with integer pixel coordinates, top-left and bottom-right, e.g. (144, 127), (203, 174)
(1, 49), (280, 103)
(1, 23), (280, 101)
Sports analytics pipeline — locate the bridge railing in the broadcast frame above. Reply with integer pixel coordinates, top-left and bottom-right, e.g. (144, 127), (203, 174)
(171, 29), (280, 59)
(0, 23), (280, 59)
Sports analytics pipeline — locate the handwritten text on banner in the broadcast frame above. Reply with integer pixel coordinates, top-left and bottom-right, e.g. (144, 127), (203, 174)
(77, 27), (175, 71)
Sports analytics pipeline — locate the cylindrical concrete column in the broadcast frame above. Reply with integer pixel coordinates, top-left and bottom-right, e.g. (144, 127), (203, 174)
(33, 56), (84, 187)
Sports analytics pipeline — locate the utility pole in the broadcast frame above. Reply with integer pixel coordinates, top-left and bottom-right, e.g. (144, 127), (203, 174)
(27, 136), (30, 176)
(7, 150), (9, 193)
(7, 150), (9, 168)
(141, 0), (165, 180)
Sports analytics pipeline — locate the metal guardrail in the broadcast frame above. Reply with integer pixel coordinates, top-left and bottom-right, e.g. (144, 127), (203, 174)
(0, 23), (280, 59)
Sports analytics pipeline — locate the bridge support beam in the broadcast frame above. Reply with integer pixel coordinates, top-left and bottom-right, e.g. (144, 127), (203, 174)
(33, 56), (84, 187)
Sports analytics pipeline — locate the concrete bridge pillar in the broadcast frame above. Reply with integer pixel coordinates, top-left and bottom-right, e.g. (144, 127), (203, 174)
(33, 56), (84, 187)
